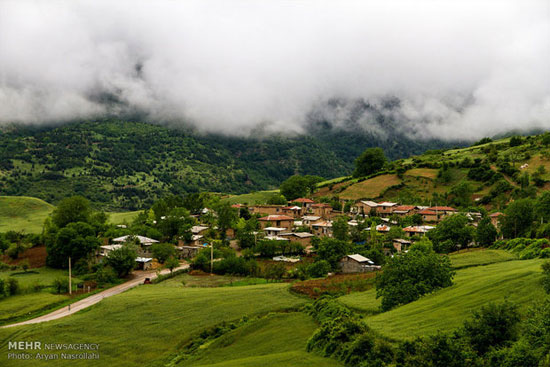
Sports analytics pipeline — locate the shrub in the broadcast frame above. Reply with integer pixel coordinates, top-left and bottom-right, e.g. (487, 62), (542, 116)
(307, 260), (332, 278)
(542, 261), (550, 294)
(52, 277), (69, 294)
(95, 265), (118, 285)
(6, 277), (19, 295)
(0, 278), (5, 297)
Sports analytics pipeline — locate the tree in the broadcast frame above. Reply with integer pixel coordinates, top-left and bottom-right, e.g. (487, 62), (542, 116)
(316, 238), (352, 270)
(542, 261), (550, 294)
(264, 262), (286, 281)
(501, 199), (535, 238)
(427, 214), (474, 253)
(375, 239), (455, 311)
(47, 221), (100, 268)
(105, 244), (137, 277)
(332, 216), (350, 241)
(280, 175), (323, 200)
(52, 196), (91, 228)
(476, 217), (498, 246)
(353, 148), (387, 178)
(535, 192), (550, 223)
(449, 181), (473, 208)
(151, 243), (176, 264)
(164, 256), (180, 273)
(214, 202), (238, 239)
(157, 207), (194, 241)
(307, 260), (331, 278)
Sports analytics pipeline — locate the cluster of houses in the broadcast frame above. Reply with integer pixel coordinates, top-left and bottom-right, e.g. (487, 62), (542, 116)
(97, 197), (506, 275)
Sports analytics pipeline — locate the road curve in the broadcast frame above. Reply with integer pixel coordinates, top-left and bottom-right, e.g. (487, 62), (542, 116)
(1, 264), (189, 328)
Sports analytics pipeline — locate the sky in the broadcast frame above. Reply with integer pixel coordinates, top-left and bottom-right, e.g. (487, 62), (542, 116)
(0, 0), (549, 140)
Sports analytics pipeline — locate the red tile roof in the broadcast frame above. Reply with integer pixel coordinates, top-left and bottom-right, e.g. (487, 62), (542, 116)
(259, 215), (294, 221)
(418, 209), (437, 215)
(429, 206), (457, 211)
(311, 203), (331, 208)
(292, 198), (315, 203)
(489, 212), (505, 217)
(394, 205), (416, 211)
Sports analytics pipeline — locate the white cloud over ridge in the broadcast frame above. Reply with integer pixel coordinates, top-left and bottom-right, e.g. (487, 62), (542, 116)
(0, 0), (548, 140)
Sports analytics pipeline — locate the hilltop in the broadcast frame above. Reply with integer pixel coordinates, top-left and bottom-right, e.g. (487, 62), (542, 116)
(0, 120), (458, 210)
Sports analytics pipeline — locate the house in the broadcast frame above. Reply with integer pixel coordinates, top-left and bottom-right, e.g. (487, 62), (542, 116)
(376, 224), (391, 233)
(249, 205), (286, 216)
(258, 215), (294, 230)
(279, 232), (314, 245)
(403, 225), (435, 237)
(310, 203), (333, 219)
(352, 200), (378, 215)
(490, 212), (505, 228)
(376, 202), (398, 216)
(421, 206), (458, 222)
(339, 254), (381, 273)
(282, 206), (303, 218)
(264, 227), (287, 237)
(312, 221), (333, 237)
(98, 244), (122, 258)
(291, 198), (315, 210)
(177, 245), (203, 259)
(135, 257), (153, 270)
(392, 205), (419, 217)
(393, 238), (412, 252)
(418, 209), (439, 223)
(112, 235), (159, 257)
(302, 215), (323, 228)
(191, 225), (209, 236)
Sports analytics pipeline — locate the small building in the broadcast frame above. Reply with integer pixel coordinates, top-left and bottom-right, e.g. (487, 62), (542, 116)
(489, 212), (505, 228)
(418, 209), (439, 223)
(376, 202), (398, 216)
(393, 238), (412, 252)
(249, 205), (286, 216)
(98, 244), (122, 258)
(339, 254), (381, 273)
(352, 200), (378, 215)
(403, 225), (435, 237)
(135, 257), (153, 271)
(310, 203), (333, 219)
(302, 215), (323, 228)
(291, 198), (315, 210)
(258, 215), (295, 230)
(279, 232), (314, 245)
(112, 235), (159, 257)
(177, 245), (204, 259)
(312, 221), (333, 237)
(191, 225), (209, 236)
(392, 205), (419, 217)
(282, 206), (303, 218)
(264, 227), (287, 237)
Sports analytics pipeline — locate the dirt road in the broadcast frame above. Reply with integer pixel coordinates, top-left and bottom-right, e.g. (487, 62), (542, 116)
(1, 264), (189, 328)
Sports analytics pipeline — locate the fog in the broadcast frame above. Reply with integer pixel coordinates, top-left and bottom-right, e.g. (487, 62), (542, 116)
(0, 0), (548, 140)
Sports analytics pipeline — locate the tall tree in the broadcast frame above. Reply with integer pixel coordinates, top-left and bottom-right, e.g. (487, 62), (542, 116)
(353, 148), (386, 178)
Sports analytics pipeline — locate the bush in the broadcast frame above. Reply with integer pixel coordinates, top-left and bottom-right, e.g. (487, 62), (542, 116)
(52, 277), (69, 294)
(0, 278), (5, 297)
(95, 265), (118, 285)
(307, 260), (332, 278)
(542, 261), (550, 294)
(6, 277), (19, 295)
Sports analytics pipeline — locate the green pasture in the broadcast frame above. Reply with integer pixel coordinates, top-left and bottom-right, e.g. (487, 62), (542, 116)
(0, 196), (54, 233)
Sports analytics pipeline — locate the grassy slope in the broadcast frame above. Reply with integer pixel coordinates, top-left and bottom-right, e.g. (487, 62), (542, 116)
(449, 248), (517, 269)
(107, 210), (142, 224)
(0, 196), (54, 233)
(0, 283), (308, 367)
(221, 190), (280, 205)
(339, 174), (402, 200)
(183, 312), (341, 367)
(339, 259), (546, 340)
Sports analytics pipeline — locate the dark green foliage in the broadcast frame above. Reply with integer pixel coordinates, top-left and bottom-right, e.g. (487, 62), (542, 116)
(279, 175), (323, 200)
(263, 262), (286, 281)
(501, 199), (535, 238)
(151, 243), (176, 264)
(105, 244), (138, 277)
(491, 238), (549, 259)
(468, 164), (495, 182)
(472, 137), (493, 146)
(463, 302), (520, 355)
(307, 260), (332, 278)
(46, 221), (100, 268)
(5, 277), (19, 295)
(0, 278), (5, 297)
(353, 147), (387, 178)
(449, 181), (473, 207)
(164, 256), (180, 273)
(316, 238), (353, 270)
(52, 277), (70, 294)
(376, 240), (455, 311)
(509, 136), (523, 147)
(542, 261), (550, 294)
(428, 214), (475, 253)
(476, 217), (498, 246)
(332, 216), (350, 241)
(52, 196), (91, 228)
(95, 265), (118, 285)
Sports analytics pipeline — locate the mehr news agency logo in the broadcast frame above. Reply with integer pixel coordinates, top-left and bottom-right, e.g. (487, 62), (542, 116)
(7, 341), (100, 361)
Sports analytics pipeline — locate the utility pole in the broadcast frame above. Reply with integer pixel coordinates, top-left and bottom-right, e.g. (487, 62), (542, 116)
(68, 256), (72, 295)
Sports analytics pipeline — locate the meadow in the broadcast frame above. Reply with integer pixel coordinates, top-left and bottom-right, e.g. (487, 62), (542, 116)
(0, 282), (311, 367)
(221, 190), (281, 205)
(448, 248), (517, 269)
(0, 196), (54, 233)
(107, 210), (142, 225)
(339, 258), (546, 340)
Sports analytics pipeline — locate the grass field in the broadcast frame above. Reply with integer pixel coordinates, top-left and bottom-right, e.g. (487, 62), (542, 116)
(0, 283), (310, 367)
(221, 190), (281, 205)
(405, 168), (438, 179)
(339, 259), (546, 340)
(449, 248), (517, 269)
(0, 267), (84, 325)
(182, 312), (341, 367)
(0, 196), (54, 233)
(107, 210), (142, 224)
(339, 174), (402, 200)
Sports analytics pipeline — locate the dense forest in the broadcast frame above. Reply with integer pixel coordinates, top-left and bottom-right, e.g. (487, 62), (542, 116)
(0, 119), (458, 209)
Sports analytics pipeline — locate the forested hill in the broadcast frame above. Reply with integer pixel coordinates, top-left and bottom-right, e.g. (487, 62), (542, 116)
(0, 120), (458, 209)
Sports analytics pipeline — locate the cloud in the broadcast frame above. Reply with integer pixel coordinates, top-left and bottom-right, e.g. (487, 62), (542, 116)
(0, 0), (548, 140)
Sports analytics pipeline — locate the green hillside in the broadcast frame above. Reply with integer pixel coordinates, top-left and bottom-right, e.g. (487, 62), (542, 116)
(0, 282), (312, 367)
(339, 258), (546, 340)
(315, 133), (550, 208)
(0, 120), (458, 210)
(0, 196), (54, 233)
